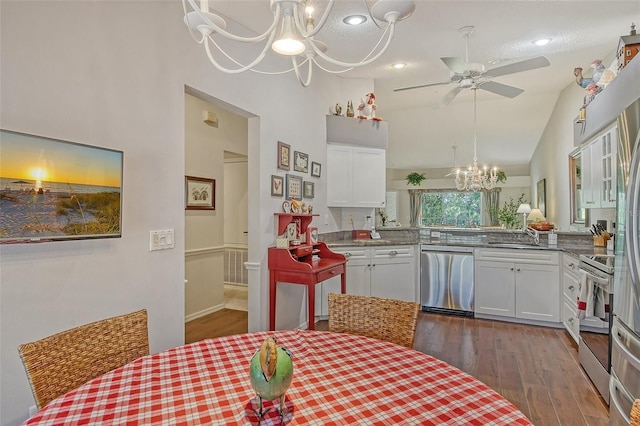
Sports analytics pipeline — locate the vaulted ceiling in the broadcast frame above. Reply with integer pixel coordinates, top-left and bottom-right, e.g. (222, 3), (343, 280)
(199, 1), (639, 170)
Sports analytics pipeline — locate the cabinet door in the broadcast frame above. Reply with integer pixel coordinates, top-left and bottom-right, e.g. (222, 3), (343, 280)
(333, 247), (370, 296)
(351, 147), (386, 208)
(582, 139), (602, 208)
(515, 263), (560, 322)
(475, 261), (515, 317)
(370, 259), (416, 302)
(563, 296), (580, 344)
(326, 144), (352, 207)
(600, 125), (617, 208)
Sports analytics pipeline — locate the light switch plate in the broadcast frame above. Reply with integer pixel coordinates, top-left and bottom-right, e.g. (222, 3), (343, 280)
(150, 229), (175, 251)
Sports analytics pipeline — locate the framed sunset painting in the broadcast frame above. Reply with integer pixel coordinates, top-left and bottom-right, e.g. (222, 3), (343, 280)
(0, 129), (123, 244)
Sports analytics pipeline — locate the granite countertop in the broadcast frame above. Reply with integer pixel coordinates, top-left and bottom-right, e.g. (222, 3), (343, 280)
(325, 239), (607, 257)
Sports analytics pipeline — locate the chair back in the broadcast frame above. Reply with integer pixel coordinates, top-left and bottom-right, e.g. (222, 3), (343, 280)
(18, 309), (149, 409)
(328, 293), (420, 348)
(632, 399), (640, 426)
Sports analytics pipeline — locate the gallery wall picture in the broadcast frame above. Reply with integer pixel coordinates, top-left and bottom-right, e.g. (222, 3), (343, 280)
(285, 174), (302, 200)
(293, 151), (309, 173)
(185, 176), (215, 210)
(303, 181), (315, 199)
(271, 175), (284, 196)
(277, 141), (290, 171)
(311, 161), (321, 177)
(0, 129), (123, 244)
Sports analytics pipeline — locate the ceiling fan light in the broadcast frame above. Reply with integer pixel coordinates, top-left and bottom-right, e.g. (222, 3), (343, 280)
(272, 10), (305, 55)
(532, 38), (552, 46)
(391, 63), (406, 69)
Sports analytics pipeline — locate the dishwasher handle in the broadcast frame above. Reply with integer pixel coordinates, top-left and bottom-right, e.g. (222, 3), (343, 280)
(420, 245), (474, 254)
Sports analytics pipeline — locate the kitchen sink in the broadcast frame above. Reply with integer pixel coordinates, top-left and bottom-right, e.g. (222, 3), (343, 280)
(486, 242), (539, 249)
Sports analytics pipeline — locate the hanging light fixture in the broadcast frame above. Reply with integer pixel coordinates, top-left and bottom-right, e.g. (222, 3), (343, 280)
(455, 87), (499, 192)
(182, 0), (416, 87)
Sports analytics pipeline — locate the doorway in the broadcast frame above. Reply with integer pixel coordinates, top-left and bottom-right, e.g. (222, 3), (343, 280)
(184, 91), (249, 342)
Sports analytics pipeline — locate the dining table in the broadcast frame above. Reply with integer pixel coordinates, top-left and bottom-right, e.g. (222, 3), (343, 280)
(23, 329), (531, 425)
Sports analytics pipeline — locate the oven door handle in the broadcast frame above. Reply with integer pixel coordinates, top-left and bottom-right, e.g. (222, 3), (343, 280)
(612, 320), (640, 372)
(580, 268), (612, 288)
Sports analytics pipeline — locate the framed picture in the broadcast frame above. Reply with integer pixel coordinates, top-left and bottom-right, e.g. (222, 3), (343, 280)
(185, 176), (215, 210)
(0, 129), (123, 244)
(306, 226), (318, 244)
(271, 175), (284, 197)
(277, 141), (290, 171)
(311, 161), (321, 177)
(537, 178), (546, 217)
(303, 181), (315, 199)
(293, 151), (309, 173)
(285, 174), (302, 200)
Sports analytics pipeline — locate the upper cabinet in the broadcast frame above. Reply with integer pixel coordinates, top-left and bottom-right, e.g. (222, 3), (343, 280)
(326, 115), (388, 208)
(581, 124), (617, 209)
(327, 144), (386, 207)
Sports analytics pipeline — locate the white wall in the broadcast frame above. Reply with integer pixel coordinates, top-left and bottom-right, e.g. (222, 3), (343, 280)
(0, 2), (344, 424)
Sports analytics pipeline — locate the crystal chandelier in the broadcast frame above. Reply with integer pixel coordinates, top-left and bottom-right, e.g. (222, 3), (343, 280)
(182, 0), (416, 87)
(455, 87), (498, 192)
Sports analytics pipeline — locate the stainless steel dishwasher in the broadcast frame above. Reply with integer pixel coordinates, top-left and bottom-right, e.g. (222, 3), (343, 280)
(420, 245), (474, 316)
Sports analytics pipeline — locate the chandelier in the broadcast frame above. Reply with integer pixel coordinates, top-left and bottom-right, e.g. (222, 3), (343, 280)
(455, 87), (498, 192)
(182, 0), (416, 87)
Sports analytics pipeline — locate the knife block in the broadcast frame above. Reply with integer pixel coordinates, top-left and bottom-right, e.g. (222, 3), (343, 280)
(593, 235), (610, 247)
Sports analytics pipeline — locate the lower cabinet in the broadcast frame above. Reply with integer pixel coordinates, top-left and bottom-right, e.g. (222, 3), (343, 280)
(315, 245), (417, 318)
(562, 253), (580, 343)
(475, 248), (560, 324)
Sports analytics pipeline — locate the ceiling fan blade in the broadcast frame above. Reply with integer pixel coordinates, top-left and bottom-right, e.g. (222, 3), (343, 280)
(434, 86), (463, 108)
(393, 80), (451, 92)
(478, 80), (524, 98)
(441, 57), (466, 74)
(484, 56), (550, 78)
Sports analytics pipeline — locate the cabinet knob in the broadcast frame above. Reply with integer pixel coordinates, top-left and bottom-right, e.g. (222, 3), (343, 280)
(389, 250), (398, 256)
(345, 253), (352, 258)
(569, 285), (575, 291)
(568, 263), (574, 268)
(510, 267), (514, 271)
(568, 318), (574, 324)
(516, 268), (521, 272)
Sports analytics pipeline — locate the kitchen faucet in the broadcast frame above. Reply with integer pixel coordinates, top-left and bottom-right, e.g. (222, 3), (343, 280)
(525, 227), (540, 245)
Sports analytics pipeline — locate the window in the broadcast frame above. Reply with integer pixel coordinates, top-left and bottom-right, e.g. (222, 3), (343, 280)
(421, 191), (483, 227)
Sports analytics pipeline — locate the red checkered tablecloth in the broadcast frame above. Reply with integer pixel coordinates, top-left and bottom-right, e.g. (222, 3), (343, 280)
(23, 330), (531, 425)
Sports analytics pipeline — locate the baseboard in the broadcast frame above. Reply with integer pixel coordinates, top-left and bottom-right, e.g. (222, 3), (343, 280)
(185, 303), (225, 323)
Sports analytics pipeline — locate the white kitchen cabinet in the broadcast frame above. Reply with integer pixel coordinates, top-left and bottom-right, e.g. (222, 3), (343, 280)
(475, 248), (560, 324)
(581, 124), (617, 208)
(316, 245), (417, 319)
(562, 253), (580, 343)
(326, 144), (386, 208)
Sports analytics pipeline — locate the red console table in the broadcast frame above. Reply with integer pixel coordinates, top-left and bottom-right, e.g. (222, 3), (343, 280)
(268, 242), (347, 330)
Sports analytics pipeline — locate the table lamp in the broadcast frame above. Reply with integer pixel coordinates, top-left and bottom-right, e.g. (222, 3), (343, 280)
(527, 208), (546, 224)
(516, 204), (532, 229)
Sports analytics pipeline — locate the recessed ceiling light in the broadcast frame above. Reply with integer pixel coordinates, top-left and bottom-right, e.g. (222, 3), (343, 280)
(391, 63), (406, 69)
(343, 15), (367, 26)
(532, 38), (552, 46)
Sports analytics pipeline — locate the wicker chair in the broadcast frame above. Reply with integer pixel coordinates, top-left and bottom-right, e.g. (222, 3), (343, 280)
(328, 293), (420, 348)
(18, 309), (149, 409)
(632, 399), (640, 426)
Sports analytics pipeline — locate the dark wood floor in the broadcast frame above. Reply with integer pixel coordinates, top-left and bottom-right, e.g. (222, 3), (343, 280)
(185, 310), (609, 426)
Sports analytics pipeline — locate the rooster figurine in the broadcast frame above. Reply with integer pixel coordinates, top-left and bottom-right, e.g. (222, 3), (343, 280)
(357, 92), (382, 121)
(249, 337), (294, 422)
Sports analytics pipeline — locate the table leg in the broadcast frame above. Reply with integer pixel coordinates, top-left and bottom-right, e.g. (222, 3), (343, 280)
(308, 283), (315, 331)
(340, 271), (346, 294)
(270, 271), (276, 331)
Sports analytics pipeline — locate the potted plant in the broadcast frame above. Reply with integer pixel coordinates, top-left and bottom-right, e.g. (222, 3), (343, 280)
(406, 172), (426, 186)
(498, 193), (528, 229)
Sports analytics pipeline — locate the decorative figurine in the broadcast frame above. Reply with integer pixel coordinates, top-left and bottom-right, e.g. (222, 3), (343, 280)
(346, 100), (355, 117)
(357, 92), (382, 121)
(331, 103), (343, 116)
(249, 337), (294, 422)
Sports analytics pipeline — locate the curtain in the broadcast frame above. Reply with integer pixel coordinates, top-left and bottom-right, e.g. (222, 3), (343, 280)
(408, 189), (425, 227)
(485, 187), (501, 226)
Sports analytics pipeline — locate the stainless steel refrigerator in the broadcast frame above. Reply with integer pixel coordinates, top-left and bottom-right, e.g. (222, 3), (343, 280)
(610, 97), (640, 425)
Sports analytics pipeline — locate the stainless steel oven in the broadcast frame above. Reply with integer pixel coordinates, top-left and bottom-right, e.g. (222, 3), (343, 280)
(578, 254), (614, 403)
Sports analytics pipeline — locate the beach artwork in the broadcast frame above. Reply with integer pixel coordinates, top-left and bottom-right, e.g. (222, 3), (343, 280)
(0, 130), (123, 243)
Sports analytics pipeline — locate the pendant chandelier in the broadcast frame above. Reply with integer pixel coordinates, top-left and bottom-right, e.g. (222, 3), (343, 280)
(182, 0), (416, 87)
(455, 87), (498, 192)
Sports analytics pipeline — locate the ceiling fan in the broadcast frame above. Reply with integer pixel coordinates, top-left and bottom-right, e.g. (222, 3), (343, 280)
(393, 26), (550, 108)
